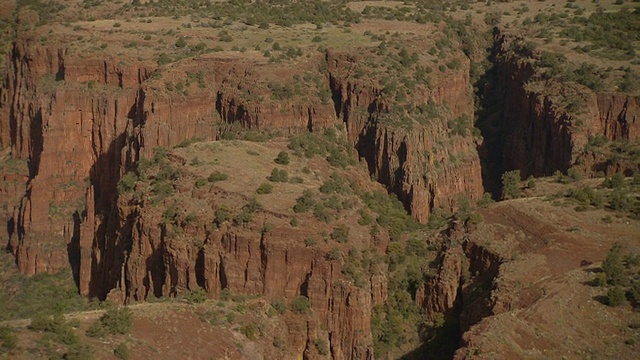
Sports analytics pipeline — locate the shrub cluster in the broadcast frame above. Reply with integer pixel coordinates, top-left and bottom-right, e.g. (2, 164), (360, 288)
(86, 307), (133, 338)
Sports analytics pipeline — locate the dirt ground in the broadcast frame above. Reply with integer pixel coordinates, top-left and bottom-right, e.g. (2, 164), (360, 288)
(457, 178), (640, 359)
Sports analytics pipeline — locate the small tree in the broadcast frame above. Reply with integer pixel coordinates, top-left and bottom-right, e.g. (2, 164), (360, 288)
(274, 151), (290, 165)
(501, 170), (522, 200)
(607, 285), (626, 307)
(602, 243), (625, 286)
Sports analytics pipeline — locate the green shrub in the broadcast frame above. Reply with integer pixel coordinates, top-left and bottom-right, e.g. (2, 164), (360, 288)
(0, 326), (17, 352)
(603, 243), (625, 286)
(290, 296), (311, 314)
(607, 285), (626, 307)
(214, 206), (231, 227)
(526, 177), (536, 189)
(327, 247), (342, 260)
(501, 170), (522, 199)
(477, 192), (495, 207)
(330, 224), (350, 243)
(289, 176), (304, 184)
(567, 167), (584, 181)
(293, 190), (316, 213)
(208, 171), (228, 182)
(326, 148), (352, 168)
(87, 307), (132, 338)
(604, 172), (625, 189)
(195, 177), (207, 188)
(319, 173), (350, 194)
(65, 343), (94, 360)
(183, 288), (207, 303)
(234, 207), (254, 226)
(220, 289), (232, 301)
(175, 37), (187, 48)
(358, 209), (373, 225)
(313, 204), (332, 223)
(114, 343), (129, 360)
(256, 182), (273, 194)
(240, 323), (259, 340)
(269, 168), (289, 182)
(271, 299), (287, 314)
(174, 137), (204, 148)
(361, 191), (419, 240)
(274, 151), (290, 165)
(29, 314), (64, 332)
(591, 272), (607, 287)
(117, 172), (138, 194)
(314, 338), (329, 355)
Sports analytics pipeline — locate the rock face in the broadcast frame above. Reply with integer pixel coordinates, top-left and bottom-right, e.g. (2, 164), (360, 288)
(3, 20), (637, 359)
(327, 50), (484, 222)
(113, 202), (381, 358)
(1, 33), (485, 281)
(486, 30), (640, 180)
(413, 222), (502, 330)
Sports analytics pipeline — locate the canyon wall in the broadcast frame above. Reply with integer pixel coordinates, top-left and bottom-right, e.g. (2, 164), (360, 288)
(1, 34), (485, 283)
(3, 22), (638, 358)
(487, 30), (639, 180)
(327, 50), (483, 223)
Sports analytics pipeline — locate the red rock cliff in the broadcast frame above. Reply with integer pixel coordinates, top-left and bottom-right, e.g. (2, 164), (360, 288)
(327, 50), (484, 222)
(490, 30), (639, 178)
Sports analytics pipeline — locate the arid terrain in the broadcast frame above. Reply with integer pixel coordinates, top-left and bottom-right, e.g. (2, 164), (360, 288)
(0, 0), (639, 359)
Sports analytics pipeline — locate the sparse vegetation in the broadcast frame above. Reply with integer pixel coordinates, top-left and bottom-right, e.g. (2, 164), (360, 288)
(269, 168), (289, 182)
(274, 151), (290, 165)
(290, 296), (311, 314)
(256, 182), (274, 194)
(208, 171), (229, 182)
(3, 2), (640, 359)
(501, 170), (522, 200)
(114, 343), (129, 360)
(0, 326), (17, 353)
(86, 307), (133, 338)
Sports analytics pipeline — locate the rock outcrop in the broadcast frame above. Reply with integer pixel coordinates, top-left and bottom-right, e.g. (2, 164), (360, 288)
(485, 30), (639, 180)
(327, 50), (484, 222)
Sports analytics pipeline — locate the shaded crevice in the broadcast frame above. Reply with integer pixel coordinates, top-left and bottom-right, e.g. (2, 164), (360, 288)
(329, 74), (342, 118)
(55, 50), (64, 81)
(68, 211), (81, 289)
(219, 253), (229, 289)
(355, 121), (377, 176)
(86, 130), (132, 299)
(473, 48), (507, 198)
(195, 247), (205, 289)
(144, 236), (166, 299)
(28, 108), (43, 179)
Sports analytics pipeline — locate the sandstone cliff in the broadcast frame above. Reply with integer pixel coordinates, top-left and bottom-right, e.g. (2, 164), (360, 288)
(484, 30), (639, 181)
(327, 50), (483, 223)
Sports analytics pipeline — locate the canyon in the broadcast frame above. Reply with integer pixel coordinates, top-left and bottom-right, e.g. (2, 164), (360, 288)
(1, 1), (639, 359)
